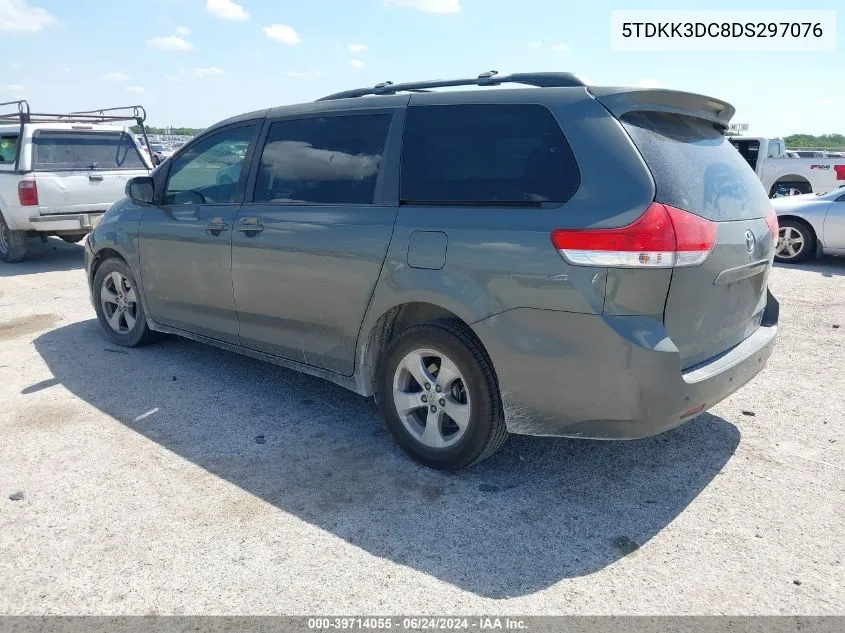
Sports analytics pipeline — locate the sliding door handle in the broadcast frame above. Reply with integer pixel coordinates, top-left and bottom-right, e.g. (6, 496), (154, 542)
(205, 220), (229, 236)
(235, 218), (264, 235)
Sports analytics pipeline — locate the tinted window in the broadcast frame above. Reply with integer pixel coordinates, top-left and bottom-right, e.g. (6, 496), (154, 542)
(164, 124), (257, 205)
(400, 104), (579, 205)
(253, 114), (392, 205)
(33, 131), (146, 170)
(729, 138), (759, 170)
(622, 111), (771, 221)
(0, 134), (18, 163)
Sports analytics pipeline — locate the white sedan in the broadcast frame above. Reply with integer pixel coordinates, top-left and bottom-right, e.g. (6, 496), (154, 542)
(771, 187), (845, 263)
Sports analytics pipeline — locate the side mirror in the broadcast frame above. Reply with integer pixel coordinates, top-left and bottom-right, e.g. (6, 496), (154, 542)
(126, 176), (155, 204)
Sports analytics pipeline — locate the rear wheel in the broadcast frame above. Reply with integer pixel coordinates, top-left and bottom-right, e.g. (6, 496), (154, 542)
(775, 219), (815, 263)
(0, 214), (28, 263)
(60, 234), (86, 244)
(377, 320), (507, 470)
(92, 258), (157, 347)
(770, 181), (811, 198)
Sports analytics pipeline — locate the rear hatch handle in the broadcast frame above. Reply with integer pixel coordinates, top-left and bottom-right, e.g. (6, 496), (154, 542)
(88, 174), (103, 182)
(713, 259), (770, 286)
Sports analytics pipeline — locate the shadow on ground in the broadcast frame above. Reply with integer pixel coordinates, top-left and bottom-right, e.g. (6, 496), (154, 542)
(0, 238), (84, 277)
(33, 320), (740, 598)
(774, 255), (845, 278)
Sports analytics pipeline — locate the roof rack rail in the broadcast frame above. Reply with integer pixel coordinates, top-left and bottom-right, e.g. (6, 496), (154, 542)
(315, 70), (586, 101)
(0, 100), (152, 170)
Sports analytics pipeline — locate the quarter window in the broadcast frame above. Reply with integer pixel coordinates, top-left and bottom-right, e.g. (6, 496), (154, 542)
(400, 104), (580, 205)
(164, 124), (258, 205)
(0, 134), (18, 164)
(253, 113), (393, 205)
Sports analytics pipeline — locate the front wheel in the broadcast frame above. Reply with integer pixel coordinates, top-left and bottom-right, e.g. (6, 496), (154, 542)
(92, 258), (157, 346)
(377, 321), (507, 470)
(775, 219), (815, 263)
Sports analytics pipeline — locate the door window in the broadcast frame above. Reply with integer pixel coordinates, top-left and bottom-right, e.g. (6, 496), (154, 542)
(253, 113), (393, 205)
(164, 124), (258, 205)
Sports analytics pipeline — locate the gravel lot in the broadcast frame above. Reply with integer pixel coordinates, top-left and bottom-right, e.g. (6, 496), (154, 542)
(0, 238), (842, 615)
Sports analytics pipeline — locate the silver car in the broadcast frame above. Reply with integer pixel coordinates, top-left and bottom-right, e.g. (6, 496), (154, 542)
(772, 188), (845, 263)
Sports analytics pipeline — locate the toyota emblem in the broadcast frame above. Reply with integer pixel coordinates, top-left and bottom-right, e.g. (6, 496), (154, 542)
(745, 230), (755, 253)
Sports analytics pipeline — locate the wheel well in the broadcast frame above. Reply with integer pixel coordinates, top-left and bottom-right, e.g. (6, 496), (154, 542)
(770, 176), (812, 196)
(89, 248), (126, 283)
(776, 215), (817, 241)
(360, 302), (484, 396)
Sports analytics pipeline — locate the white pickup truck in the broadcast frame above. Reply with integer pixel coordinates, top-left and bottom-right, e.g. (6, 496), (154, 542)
(0, 101), (152, 262)
(729, 136), (845, 198)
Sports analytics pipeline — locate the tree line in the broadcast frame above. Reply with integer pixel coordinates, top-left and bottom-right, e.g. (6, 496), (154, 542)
(783, 134), (845, 149)
(131, 125), (204, 136)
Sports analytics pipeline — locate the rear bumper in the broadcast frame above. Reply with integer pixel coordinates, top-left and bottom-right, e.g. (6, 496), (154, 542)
(23, 212), (105, 233)
(472, 293), (778, 438)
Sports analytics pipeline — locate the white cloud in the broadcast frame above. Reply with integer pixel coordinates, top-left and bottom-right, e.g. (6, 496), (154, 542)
(126, 86), (146, 93)
(350, 59), (365, 69)
(189, 66), (224, 78)
(528, 41), (543, 49)
(817, 97), (834, 105)
(264, 24), (301, 44)
(384, 0), (460, 12)
(7, 83), (25, 93)
(0, 0), (56, 34)
(635, 78), (663, 89)
(348, 43), (369, 52)
(101, 71), (129, 81)
(285, 71), (306, 77)
(206, 0), (248, 20)
(63, 66), (71, 73)
(147, 35), (194, 51)
(165, 74), (181, 82)
(176, 25), (190, 36)
(551, 43), (569, 52)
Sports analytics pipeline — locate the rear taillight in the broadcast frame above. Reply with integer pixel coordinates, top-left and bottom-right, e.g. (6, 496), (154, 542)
(834, 165), (845, 181)
(550, 202), (717, 268)
(18, 179), (38, 206)
(765, 206), (779, 242)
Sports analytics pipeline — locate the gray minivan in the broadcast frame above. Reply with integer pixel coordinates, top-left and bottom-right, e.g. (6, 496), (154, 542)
(84, 72), (779, 470)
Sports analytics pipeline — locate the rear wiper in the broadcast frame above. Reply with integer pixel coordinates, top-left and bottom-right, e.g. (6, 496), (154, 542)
(88, 162), (99, 170)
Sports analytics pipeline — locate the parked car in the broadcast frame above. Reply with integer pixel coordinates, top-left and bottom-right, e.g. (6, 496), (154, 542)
(84, 72), (779, 469)
(771, 187), (845, 262)
(729, 136), (845, 197)
(0, 100), (152, 262)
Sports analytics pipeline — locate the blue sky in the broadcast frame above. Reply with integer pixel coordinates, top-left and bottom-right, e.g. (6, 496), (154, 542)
(2, 0), (842, 135)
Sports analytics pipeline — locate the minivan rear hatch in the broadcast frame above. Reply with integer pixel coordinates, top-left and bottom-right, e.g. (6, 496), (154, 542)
(598, 91), (775, 369)
(31, 128), (149, 215)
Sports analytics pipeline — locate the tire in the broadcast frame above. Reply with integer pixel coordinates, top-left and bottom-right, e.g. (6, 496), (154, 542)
(0, 213), (28, 263)
(770, 181), (811, 198)
(60, 234), (86, 244)
(92, 258), (157, 347)
(774, 219), (815, 264)
(377, 320), (507, 470)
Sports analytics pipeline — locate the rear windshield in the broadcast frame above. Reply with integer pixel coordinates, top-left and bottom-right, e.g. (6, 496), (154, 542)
(622, 111), (770, 220)
(0, 134), (18, 164)
(32, 130), (146, 170)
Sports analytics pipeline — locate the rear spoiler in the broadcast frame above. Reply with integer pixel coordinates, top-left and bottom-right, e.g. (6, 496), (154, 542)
(588, 87), (735, 130)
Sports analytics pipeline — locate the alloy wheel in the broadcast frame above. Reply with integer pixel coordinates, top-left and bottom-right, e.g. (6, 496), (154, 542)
(776, 226), (805, 260)
(100, 271), (138, 333)
(392, 348), (471, 449)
